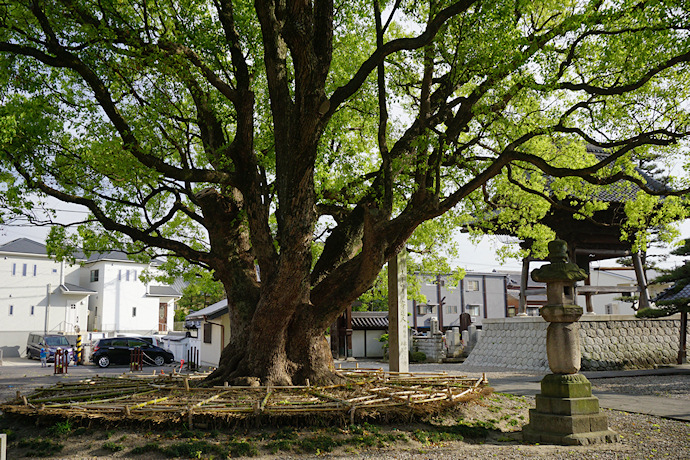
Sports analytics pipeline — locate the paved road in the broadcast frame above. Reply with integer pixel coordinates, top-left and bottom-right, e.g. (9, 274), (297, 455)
(0, 356), (194, 405)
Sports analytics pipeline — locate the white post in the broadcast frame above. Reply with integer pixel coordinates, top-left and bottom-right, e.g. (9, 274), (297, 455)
(0, 432), (6, 460)
(388, 249), (409, 373)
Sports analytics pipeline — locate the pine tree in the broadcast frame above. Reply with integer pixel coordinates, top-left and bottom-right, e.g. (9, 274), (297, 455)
(638, 239), (690, 364)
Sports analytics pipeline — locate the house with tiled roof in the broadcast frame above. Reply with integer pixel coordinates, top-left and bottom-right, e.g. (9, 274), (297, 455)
(0, 238), (181, 358)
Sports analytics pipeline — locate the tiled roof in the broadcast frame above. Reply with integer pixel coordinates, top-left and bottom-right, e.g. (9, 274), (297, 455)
(585, 144), (668, 201)
(655, 283), (690, 303)
(352, 312), (388, 329)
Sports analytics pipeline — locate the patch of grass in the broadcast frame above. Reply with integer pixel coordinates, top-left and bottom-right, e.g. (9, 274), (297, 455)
(229, 440), (258, 457)
(72, 426), (87, 436)
(412, 428), (464, 445)
(162, 440), (228, 458)
(178, 428), (204, 439)
(348, 434), (380, 448)
(2, 429), (16, 442)
(271, 427), (299, 440)
(453, 420), (495, 438)
(130, 442), (163, 455)
(267, 439), (295, 454)
(102, 441), (124, 452)
(298, 434), (342, 453)
(17, 438), (64, 457)
(48, 420), (72, 435)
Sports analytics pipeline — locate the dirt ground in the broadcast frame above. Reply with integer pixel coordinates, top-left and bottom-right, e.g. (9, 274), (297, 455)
(1, 389), (688, 459)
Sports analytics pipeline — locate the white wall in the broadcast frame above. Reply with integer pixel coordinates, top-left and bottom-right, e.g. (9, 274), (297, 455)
(578, 270), (639, 315)
(0, 254), (88, 356)
(84, 260), (161, 334)
(198, 316), (230, 368)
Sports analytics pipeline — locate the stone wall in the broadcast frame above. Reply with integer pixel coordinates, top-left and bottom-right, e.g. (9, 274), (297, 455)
(412, 334), (446, 362)
(462, 315), (688, 372)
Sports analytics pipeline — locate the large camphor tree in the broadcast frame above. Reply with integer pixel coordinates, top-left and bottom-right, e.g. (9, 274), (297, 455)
(1, 1), (689, 385)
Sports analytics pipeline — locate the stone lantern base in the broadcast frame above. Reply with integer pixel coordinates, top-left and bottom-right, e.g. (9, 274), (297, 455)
(522, 374), (620, 445)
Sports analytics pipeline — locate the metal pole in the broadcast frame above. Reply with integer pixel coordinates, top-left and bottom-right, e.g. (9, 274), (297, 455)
(44, 284), (52, 334)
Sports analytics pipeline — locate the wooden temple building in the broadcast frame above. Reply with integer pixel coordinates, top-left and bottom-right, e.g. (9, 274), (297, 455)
(500, 145), (669, 314)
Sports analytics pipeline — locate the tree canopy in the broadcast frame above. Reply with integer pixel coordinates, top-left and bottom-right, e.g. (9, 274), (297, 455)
(1, 0), (689, 384)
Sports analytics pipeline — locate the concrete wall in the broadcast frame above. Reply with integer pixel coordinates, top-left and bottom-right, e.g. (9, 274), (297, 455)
(462, 315), (689, 372)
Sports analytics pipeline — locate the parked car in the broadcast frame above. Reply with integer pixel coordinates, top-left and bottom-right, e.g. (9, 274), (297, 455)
(91, 337), (174, 368)
(26, 333), (74, 362)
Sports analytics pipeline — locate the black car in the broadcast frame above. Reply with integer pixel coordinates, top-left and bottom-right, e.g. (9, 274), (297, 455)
(91, 337), (174, 368)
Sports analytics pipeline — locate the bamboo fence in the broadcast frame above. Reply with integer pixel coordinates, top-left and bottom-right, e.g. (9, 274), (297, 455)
(0, 369), (488, 427)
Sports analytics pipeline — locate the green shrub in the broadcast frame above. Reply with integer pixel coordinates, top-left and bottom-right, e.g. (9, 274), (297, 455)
(636, 307), (671, 318)
(410, 351), (426, 362)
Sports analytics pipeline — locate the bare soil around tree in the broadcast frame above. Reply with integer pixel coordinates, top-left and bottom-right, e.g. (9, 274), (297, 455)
(1, 373), (688, 459)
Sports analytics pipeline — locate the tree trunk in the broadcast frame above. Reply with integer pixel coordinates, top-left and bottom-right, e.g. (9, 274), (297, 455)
(205, 302), (339, 387)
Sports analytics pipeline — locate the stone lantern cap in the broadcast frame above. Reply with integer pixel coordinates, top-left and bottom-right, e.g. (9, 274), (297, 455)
(531, 240), (588, 284)
(531, 240), (587, 323)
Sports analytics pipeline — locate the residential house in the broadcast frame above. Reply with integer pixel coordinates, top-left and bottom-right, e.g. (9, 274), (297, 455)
(185, 299), (230, 367)
(82, 251), (181, 334)
(0, 238), (181, 357)
(0, 238), (93, 357)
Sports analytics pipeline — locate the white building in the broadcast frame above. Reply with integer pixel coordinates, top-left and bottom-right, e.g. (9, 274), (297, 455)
(81, 251), (181, 334)
(185, 299), (230, 367)
(0, 238), (181, 357)
(578, 267), (664, 315)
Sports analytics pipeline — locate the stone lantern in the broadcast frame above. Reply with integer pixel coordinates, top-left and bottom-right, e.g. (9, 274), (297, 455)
(522, 240), (619, 445)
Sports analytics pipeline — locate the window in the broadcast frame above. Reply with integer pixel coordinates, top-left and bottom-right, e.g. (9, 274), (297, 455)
(11, 263), (16, 276)
(30, 305), (35, 316)
(33, 265), (37, 276)
(417, 304), (428, 315)
(467, 304), (481, 316)
(8, 305), (13, 315)
(445, 305), (458, 314)
(52, 268), (58, 273)
(118, 270), (122, 280)
(22, 264), (27, 276)
(203, 323), (213, 344)
(507, 306), (516, 317)
(126, 270), (130, 281)
(466, 280), (479, 291)
(90, 269), (99, 282)
(132, 307), (137, 317)
(133, 270), (137, 280)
